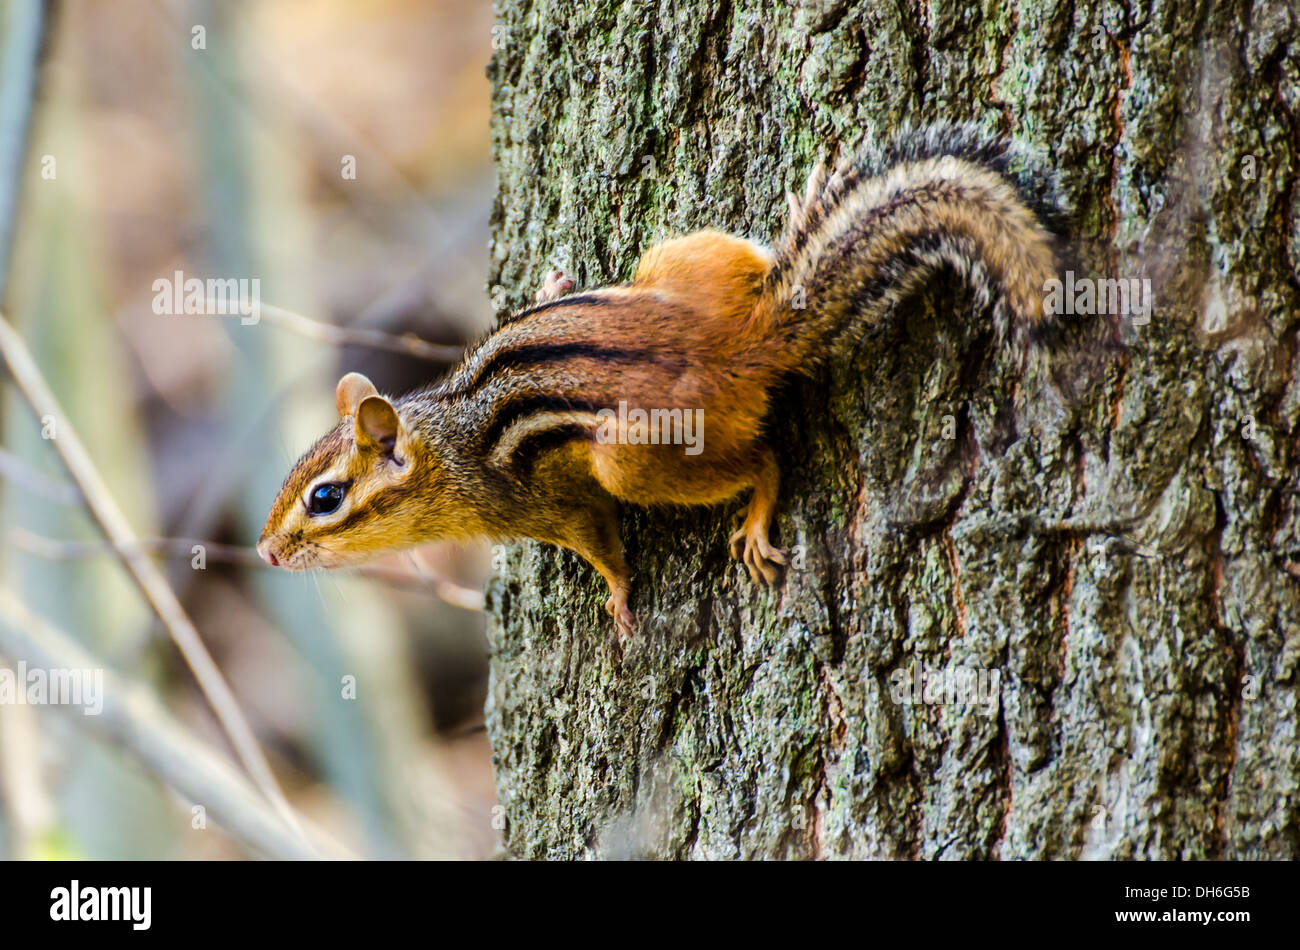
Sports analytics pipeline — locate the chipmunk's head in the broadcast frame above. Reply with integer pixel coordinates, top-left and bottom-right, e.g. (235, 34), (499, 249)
(257, 372), (438, 571)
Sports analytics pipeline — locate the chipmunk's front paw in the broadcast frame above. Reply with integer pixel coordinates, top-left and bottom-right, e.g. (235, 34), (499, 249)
(535, 269), (575, 303)
(729, 526), (787, 586)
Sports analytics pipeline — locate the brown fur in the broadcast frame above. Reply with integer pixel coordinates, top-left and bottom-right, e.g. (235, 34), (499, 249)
(259, 130), (1059, 646)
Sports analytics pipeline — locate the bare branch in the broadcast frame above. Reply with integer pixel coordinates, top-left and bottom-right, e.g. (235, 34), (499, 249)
(0, 0), (45, 298)
(0, 699), (52, 859)
(0, 587), (353, 859)
(9, 527), (485, 610)
(0, 309), (310, 849)
(0, 446), (80, 504)
(226, 300), (464, 364)
(400, 551), (487, 611)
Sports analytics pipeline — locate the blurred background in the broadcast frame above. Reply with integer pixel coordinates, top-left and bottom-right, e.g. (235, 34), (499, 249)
(0, 0), (501, 859)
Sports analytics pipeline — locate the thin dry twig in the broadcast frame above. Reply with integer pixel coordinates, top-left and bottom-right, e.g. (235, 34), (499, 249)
(0, 446), (80, 504)
(9, 526), (485, 610)
(0, 0), (45, 299)
(0, 698), (52, 858)
(224, 300), (464, 363)
(400, 549), (486, 611)
(0, 309), (310, 849)
(0, 587), (353, 859)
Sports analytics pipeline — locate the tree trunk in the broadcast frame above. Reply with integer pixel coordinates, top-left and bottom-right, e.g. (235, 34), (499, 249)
(482, 0), (1299, 859)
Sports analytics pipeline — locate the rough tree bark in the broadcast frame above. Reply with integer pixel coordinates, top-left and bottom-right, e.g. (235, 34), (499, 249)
(482, 0), (1299, 859)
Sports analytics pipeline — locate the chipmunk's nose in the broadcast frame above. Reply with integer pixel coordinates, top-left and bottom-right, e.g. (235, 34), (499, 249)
(256, 539), (279, 567)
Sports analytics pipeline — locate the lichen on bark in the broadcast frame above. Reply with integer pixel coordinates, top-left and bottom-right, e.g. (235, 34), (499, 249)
(483, 0), (1299, 859)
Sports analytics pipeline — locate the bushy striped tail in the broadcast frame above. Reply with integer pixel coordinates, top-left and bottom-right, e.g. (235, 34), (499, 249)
(752, 122), (1064, 371)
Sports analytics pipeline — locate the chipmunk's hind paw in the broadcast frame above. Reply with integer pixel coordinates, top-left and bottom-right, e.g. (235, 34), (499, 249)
(606, 591), (636, 646)
(729, 526), (787, 586)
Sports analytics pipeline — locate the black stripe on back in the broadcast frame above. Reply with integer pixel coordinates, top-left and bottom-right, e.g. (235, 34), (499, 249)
(501, 292), (615, 324)
(498, 422), (593, 479)
(454, 342), (658, 399)
(481, 392), (606, 453)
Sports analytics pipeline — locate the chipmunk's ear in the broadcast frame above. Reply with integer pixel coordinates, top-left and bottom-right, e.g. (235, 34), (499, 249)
(354, 394), (403, 458)
(336, 372), (378, 418)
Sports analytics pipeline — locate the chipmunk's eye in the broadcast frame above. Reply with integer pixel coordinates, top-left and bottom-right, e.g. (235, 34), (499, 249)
(308, 482), (346, 515)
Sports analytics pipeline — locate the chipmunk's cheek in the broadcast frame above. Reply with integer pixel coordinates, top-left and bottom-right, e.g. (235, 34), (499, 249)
(308, 547), (349, 570)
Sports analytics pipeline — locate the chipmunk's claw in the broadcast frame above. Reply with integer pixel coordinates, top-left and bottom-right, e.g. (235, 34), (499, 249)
(729, 527), (786, 586)
(535, 269), (576, 303)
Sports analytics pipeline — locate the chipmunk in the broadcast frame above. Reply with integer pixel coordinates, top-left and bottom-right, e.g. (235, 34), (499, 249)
(257, 124), (1061, 646)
